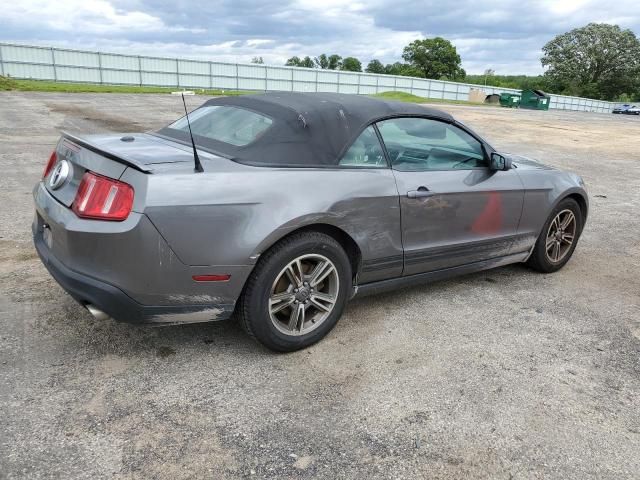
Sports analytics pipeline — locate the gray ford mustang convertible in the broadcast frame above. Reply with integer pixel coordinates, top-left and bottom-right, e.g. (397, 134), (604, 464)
(33, 92), (588, 351)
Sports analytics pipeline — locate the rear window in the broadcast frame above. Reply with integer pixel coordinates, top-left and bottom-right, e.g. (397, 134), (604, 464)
(167, 105), (272, 147)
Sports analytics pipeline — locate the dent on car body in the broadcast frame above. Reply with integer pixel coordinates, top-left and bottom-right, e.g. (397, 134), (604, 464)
(149, 306), (227, 324)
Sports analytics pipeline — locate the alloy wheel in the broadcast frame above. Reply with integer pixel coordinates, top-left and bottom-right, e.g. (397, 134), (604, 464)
(545, 209), (576, 263)
(268, 254), (339, 336)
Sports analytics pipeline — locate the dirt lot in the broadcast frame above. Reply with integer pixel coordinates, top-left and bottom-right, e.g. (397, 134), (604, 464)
(1, 92), (639, 479)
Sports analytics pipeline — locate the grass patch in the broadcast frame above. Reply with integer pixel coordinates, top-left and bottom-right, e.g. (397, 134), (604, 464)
(372, 90), (490, 106)
(0, 76), (253, 95)
(0, 75), (19, 90)
(0, 78), (491, 107)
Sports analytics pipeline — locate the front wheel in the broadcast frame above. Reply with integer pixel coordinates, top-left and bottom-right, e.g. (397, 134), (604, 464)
(527, 198), (583, 273)
(238, 232), (352, 352)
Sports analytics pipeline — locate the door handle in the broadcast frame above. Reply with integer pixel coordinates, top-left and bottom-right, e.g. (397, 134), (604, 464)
(407, 187), (433, 198)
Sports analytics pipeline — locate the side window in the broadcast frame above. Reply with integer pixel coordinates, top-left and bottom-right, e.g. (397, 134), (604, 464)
(339, 126), (387, 168)
(377, 118), (486, 171)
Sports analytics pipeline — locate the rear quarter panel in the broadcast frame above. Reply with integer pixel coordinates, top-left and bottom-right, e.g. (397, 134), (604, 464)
(136, 159), (403, 283)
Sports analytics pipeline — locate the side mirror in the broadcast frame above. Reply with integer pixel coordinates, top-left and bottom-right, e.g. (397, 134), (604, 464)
(489, 152), (512, 171)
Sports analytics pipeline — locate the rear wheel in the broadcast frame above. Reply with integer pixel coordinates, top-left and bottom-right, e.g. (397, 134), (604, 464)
(527, 198), (582, 273)
(239, 232), (351, 352)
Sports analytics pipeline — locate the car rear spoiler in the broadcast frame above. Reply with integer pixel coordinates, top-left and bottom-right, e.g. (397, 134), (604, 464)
(61, 132), (153, 173)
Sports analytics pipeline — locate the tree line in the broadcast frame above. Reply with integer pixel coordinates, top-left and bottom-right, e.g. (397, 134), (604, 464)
(285, 38), (465, 80)
(283, 24), (640, 101)
(284, 54), (363, 72)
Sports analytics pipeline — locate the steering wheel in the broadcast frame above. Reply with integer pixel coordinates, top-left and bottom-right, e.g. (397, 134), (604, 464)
(395, 148), (430, 166)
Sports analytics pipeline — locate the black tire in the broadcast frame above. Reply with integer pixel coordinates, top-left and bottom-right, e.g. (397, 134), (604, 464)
(238, 232), (352, 352)
(527, 198), (583, 273)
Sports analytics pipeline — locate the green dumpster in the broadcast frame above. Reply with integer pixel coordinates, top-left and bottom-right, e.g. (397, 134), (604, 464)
(520, 89), (551, 110)
(499, 92), (521, 108)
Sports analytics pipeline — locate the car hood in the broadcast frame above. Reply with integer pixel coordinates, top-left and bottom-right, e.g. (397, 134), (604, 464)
(506, 154), (556, 171)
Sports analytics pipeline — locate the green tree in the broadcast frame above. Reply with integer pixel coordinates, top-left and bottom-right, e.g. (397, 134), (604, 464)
(541, 23), (640, 100)
(402, 37), (464, 80)
(315, 54), (342, 70)
(384, 62), (424, 77)
(251, 56), (264, 64)
(483, 68), (495, 85)
(341, 57), (362, 72)
(464, 74), (551, 91)
(365, 59), (386, 74)
(327, 54), (342, 70)
(300, 56), (315, 68)
(285, 56), (315, 68)
(314, 54), (329, 69)
(285, 56), (302, 67)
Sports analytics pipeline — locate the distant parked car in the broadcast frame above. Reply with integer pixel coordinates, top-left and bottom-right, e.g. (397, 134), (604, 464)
(613, 104), (640, 115)
(612, 104), (631, 114)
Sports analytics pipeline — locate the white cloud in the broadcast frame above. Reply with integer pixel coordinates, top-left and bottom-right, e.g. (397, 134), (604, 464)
(245, 39), (274, 47)
(0, 0), (638, 74)
(543, 0), (592, 15)
(2, 0), (202, 34)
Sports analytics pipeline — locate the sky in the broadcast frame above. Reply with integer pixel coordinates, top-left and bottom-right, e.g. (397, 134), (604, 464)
(1, 0), (639, 75)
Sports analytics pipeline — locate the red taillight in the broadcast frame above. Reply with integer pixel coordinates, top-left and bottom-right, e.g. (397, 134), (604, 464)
(72, 172), (134, 221)
(43, 151), (57, 178)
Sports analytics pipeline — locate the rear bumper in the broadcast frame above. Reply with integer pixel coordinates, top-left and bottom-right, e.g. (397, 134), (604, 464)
(32, 181), (246, 325)
(34, 233), (235, 324)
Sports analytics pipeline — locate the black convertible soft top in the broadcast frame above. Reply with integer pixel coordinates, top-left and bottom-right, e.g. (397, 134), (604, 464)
(156, 92), (453, 167)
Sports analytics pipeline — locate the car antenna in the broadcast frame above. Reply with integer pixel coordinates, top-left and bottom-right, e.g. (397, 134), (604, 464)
(181, 92), (204, 173)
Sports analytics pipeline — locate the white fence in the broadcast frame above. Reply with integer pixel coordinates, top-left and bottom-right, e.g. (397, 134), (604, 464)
(0, 43), (615, 113)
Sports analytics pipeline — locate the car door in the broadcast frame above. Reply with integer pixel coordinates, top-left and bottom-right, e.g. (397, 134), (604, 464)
(376, 117), (524, 276)
(336, 125), (404, 283)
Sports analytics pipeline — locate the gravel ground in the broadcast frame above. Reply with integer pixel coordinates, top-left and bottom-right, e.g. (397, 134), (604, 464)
(1, 92), (639, 479)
